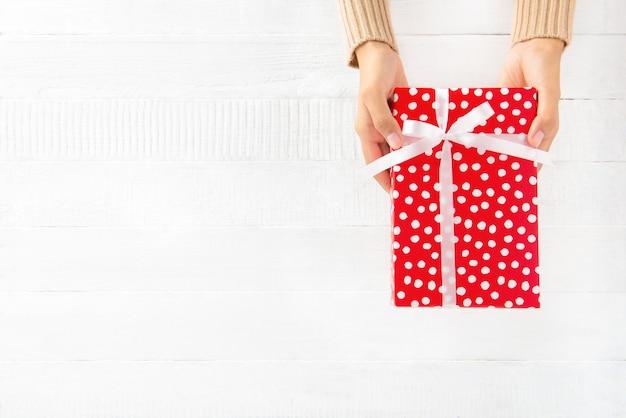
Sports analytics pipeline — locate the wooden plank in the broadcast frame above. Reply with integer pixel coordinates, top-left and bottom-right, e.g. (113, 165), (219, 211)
(0, 0), (345, 35)
(0, 161), (622, 227)
(0, 35), (623, 100)
(395, 0), (626, 35)
(0, 35), (352, 100)
(556, 99), (626, 162)
(0, 292), (624, 361)
(0, 98), (621, 162)
(0, 226), (623, 293)
(0, 227), (391, 292)
(0, 160), (389, 227)
(540, 226), (626, 292)
(0, 361), (623, 418)
(0, 0), (621, 35)
(572, 0), (626, 33)
(398, 35), (626, 100)
(0, 99), (360, 161)
(538, 162), (626, 226)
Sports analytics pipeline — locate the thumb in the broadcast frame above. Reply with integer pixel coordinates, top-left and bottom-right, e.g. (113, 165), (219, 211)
(365, 93), (403, 149)
(528, 84), (560, 152)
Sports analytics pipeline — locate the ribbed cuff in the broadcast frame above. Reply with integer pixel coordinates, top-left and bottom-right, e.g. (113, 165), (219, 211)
(338, 0), (398, 67)
(512, 0), (576, 46)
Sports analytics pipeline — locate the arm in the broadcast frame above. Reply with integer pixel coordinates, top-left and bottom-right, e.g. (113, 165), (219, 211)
(497, 0), (576, 153)
(338, 0), (407, 191)
(338, 0), (398, 68)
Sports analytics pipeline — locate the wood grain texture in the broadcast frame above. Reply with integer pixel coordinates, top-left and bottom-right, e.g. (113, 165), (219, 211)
(0, 161), (623, 226)
(0, 0), (621, 35)
(0, 227), (623, 293)
(0, 361), (623, 418)
(0, 99), (622, 162)
(0, 99), (360, 161)
(0, 291), (624, 361)
(0, 0), (623, 415)
(0, 35), (623, 99)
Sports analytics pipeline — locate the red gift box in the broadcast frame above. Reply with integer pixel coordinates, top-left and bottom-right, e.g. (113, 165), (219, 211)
(366, 87), (550, 308)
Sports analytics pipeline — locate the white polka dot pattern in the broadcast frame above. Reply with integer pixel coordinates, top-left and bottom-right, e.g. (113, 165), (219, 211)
(390, 87), (540, 308)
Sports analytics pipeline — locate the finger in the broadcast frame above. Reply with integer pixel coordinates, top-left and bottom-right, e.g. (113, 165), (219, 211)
(361, 91), (403, 149)
(360, 137), (391, 191)
(496, 57), (525, 88)
(356, 102), (392, 192)
(529, 82), (560, 151)
(360, 129), (391, 191)
(496, 66), (518, 88)
(396, 65), (409, 89)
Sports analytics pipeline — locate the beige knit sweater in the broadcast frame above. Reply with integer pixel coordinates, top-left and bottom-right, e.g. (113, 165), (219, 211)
(339, 0), (576, 67)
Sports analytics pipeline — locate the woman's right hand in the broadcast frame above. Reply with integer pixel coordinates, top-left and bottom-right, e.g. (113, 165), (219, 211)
(354, 41), (409, 192)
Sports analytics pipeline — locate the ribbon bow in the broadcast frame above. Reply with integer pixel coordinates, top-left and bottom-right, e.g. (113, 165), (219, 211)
(361, 88), (551, 307)
(360, 89), (552, 179)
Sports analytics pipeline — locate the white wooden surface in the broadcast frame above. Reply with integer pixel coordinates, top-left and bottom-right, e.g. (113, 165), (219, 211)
(0, 0), (624, 416)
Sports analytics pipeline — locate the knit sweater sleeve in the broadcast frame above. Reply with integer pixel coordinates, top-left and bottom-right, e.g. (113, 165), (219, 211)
(512, 0), (576, 45)
(338, 0), (576, 68)
(338, 0), (398, 68)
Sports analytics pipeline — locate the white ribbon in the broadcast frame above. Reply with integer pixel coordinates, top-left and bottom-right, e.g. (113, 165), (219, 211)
(362, 88), (552, 307)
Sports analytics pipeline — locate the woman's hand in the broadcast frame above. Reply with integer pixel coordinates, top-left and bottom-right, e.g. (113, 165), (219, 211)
(355, 41), (409, 192)
(497, 38), (566, 154)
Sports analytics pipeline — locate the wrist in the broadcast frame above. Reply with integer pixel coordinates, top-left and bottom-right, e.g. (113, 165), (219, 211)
(355, 40), (396, 64)
(513, 38), (565, 54)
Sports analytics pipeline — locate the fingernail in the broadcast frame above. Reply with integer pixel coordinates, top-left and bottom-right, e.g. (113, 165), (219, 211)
(386, 132), (402, 149)
(533, 130), (545, 147)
